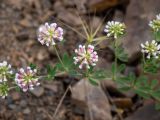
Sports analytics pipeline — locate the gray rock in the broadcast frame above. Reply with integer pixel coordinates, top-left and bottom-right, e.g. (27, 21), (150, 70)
(72, 79), (112, 120)
(31, 86), (44, 97)
(20, 100), (27, 108)
(23, 108), (31, 115)
(121, 0), (160, 62)
(8, 104), (17, 110)
(125, 103), (160, 120)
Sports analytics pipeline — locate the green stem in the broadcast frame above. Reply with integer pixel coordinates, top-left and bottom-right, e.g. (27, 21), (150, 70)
(113, 40), (118, 81)
(142, 53), (146, 74)
(53, 45), (67, 72)
(85, 68), (89, 78)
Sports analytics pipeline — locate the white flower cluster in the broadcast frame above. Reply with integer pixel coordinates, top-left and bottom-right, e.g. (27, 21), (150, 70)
(104, 21), (125, 39)
(37, 22), (63, 46)
(149, 14), (160, 32)
(0, 61), (13, 83)
(15, 67), (40, 92)
(73, 45), (98, 69)
(0, 61), (12, 98)
(141, 40), (160, 59)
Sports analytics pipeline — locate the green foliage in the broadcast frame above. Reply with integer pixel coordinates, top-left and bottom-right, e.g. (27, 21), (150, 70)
(143, 58), (160, 73)
(29, 63), (37, 70)
(88, 68), (111, 86)
(57, 53), (74, 71)
(111, 63), (116, 74)
(117, 73), (136, 90)
(15, 86), (21, 92)
(118, 64), (126, 72)
(56, 53), (79, 77)
(0, 83), (9, 97)
(154, 30), (160, 42)
(89, 77), (99, 86)
(46, 65), (57, 80)
(116, 46), (128, 62)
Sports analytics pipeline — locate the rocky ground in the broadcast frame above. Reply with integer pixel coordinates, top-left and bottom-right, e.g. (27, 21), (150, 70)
(0, 0), (160, 120)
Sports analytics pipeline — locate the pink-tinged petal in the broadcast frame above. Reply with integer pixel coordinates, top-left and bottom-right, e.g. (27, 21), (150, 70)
(50, 23), (57, 28)
(74, 44), (98, 69)
(37, 23), (64, 46)
(15, 66), (39, 92)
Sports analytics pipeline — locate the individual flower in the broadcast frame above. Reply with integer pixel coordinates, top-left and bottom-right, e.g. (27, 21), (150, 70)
(37, 22), (63, 46)
(149, 14), (160, 32)
(0, 83), (9, 99)
(104, 21), (125, 39)
(141, 40), (160, 59)
(73, 45), (98, 69)
(0, 61), (13, 83)
(15, 67), (40, 92)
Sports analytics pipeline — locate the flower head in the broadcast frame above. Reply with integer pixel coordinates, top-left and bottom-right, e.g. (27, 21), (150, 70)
(104, 21), (125, 39)
(73, 45), (98, 69)
(0, 61), (13, 83)
(141, 40), (160, 59)
(37, 22), (63, 46)
(149, 14), (160, 32)
(15, 67), (40, 92)
(0, 83), (9, 99)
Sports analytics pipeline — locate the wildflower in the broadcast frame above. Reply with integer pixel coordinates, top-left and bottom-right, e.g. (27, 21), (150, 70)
(0, 83), (9, 99)
(104, 21), (125, 39)
(141, 40), (160, 59)
(0, 61), (13, 83)
(149, 14), (160, 32)
(37, 22), (63, 46)
(15, 67), (40, 92)
(73, 45), (98, 69)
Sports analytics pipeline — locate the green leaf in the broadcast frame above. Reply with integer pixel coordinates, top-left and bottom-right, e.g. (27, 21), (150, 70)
(15, 86), (21, 92)
(89, 78), (99, 86)
(29, 63), (36, 69)
(119, 86), (131, 91)
(117, 64), (126, 72)
(151, 90), (160, 100)
(135, 76), (148, 87)
(154, 30), (160, 42)
(151, 79), (158, 89)
(144, 59), (160, 73)
(134, 89), (150, 99)
(56, 63), (63, 71)
(116, 47), (128, 62)
(46, 65), (57, 80)
(61, 53), (75, 72)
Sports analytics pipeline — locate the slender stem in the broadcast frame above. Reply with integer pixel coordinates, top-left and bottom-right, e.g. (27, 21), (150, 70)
(93, 36), (109, 42)
(113, 40), (118, 81)
(53, 86), (71, 118)
(142, 53), (146, 74)
(53, 45), (67, 71)
(93, 37), (109, 47)
(9, 86), (17, 90)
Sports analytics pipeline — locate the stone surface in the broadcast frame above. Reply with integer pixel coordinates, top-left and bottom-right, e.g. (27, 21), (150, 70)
(112, 98), (133, 109)
(58, 10), (82, 26)
(88, 0), (129, 13)
(31, 86), (44, 97)
(71, 79), (112, 120)
(125, 103), (160, 120)
(11, 92), (21, 101)
(23, 108), (31, 115)
(121, 0), (160, 62)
